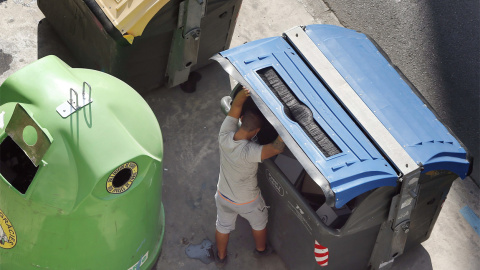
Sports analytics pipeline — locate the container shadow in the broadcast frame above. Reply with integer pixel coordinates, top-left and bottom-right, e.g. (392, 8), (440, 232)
(426, 0), (480, 183)
(37, 18), (79, 68)
(391, 244), (433, 270)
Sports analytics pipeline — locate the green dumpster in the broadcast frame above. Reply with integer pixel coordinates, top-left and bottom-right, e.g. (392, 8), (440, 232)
(38, 0), (243, 91)
(0, 56), (164, 269)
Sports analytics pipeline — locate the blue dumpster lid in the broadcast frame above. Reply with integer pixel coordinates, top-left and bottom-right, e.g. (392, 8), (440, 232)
(213, 25), (470, 208)
(301, 25), (470, 178)
(215, 36), (398, 208)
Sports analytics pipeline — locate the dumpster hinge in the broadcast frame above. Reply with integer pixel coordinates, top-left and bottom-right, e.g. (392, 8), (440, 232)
(368, 167), (422, 270)
(166, 0), (206, 87)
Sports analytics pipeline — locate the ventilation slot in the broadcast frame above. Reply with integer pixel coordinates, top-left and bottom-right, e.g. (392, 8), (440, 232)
(257, 67), (341, 157)
(0, 136), (39, 194)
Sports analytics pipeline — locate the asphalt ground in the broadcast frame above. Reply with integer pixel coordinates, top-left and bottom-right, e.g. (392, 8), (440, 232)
(0, 0), (479, 269)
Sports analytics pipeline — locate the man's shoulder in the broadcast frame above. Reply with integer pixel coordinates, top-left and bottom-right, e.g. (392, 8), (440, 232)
(219, 131), (235, 146)
(220, 116), (238, 134)
(223, 116), (238, 127)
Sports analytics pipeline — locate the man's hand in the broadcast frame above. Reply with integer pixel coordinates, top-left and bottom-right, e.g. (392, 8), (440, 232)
(228, 86), (251, 119)
(241, 86), (250, 97)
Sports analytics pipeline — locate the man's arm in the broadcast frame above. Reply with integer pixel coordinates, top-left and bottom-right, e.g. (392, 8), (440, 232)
(228, 87), (250, 119)
(261, 136), (285, 160)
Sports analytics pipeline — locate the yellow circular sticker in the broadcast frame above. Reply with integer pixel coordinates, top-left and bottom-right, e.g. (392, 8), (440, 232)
(0, 209), (17, 249)
(106, 162), (138, 194)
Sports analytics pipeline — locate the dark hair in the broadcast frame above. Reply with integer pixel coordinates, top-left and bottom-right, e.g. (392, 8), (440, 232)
(241, 110), (262, 132)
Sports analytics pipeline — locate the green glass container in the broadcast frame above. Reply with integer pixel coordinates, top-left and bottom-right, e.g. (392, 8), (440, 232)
(0, 56), (164, 269)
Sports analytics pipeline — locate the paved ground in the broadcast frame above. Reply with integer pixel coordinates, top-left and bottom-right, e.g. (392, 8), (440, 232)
(0, 0), (479, 269)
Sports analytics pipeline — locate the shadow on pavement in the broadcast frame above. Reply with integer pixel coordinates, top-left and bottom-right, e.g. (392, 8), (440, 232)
(37, 18), (79, 68)
(427, 0), (480, 183)
(391, 244), (433, 270)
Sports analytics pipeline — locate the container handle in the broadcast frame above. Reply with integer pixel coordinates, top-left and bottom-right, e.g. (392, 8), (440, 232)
(69, 88), (78, 109)
(83, 82), (92, 102)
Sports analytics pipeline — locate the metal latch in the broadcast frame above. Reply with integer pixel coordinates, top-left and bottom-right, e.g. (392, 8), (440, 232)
(166, 0), (206, 87)
(56, 82), (93, 118)
(368, 167), (422, 270)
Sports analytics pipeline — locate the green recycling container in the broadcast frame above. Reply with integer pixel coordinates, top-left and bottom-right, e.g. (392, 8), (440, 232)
(0, 56), (164, 269)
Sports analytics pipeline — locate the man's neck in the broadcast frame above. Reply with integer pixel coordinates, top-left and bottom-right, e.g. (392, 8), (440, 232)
(233, 129), (251, 141)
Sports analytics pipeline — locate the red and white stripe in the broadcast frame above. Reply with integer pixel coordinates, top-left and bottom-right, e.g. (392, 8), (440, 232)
(314, 240), (329, 267)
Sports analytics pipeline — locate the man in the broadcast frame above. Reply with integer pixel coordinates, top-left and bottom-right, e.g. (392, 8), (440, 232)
(215, 86), (285, 266)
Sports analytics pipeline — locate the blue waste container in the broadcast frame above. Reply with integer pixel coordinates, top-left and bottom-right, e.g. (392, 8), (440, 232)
(215, 25), (472, 269)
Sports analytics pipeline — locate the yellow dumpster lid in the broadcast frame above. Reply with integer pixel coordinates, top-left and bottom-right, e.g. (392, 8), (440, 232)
(95, 0), (170, 37)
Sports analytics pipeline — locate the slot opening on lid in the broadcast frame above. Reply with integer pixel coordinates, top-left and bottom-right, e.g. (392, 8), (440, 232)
(256, 66), (342, 158)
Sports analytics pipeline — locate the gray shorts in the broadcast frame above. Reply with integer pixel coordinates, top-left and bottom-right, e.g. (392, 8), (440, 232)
(215, 192), (268, 234)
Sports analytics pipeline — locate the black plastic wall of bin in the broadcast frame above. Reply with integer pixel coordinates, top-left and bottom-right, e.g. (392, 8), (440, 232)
(404, 172), (457, 251)
(197, 0), (242, 69)
(38, 0), (118, 71)
(38, 0), (242, 93)
(259, 157), (459, 269)
(258, 160), (397, 269)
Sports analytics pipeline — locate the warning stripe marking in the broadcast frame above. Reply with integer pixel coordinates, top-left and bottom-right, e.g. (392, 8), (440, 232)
(317, 258), (329, 265)
(315, 255), (329, 262)
(314, 252), (329, 258)
(315, 247), (328, 254)
(314, 240), (329, 267)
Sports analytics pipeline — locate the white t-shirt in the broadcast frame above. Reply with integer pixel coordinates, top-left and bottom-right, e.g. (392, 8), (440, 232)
(217, 116), (263, 203)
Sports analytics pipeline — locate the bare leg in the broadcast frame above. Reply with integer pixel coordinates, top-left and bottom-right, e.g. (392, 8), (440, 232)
(215, 230), (229, 259)
(252, 228), (267, 251)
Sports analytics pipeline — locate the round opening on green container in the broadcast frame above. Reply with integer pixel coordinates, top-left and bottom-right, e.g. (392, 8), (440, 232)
(106, 162), (138, 194)
(23, 125), (38, 146)
(112, 168), (132, 188)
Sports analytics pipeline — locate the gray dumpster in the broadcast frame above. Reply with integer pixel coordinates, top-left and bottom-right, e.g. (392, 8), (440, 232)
(215, 25), (472, 269)
(38, 0), (242, 91)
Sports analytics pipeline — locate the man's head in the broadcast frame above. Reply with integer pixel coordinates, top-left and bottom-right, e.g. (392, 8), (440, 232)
(240, 110), (262, 137)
